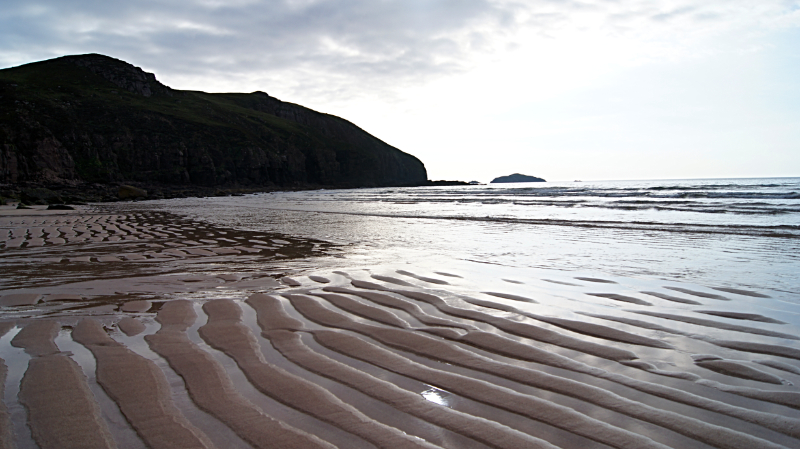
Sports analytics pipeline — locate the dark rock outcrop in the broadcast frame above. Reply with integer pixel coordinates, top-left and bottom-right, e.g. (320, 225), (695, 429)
(490, 173), (546, 183)
(427, 180), (469, 186)
(21, 187), (63, 204)
(66, 54), (171, 98)
(46, 204), (74, 210)
(118, 185), (147, 200)
(0, 54), (428, 192)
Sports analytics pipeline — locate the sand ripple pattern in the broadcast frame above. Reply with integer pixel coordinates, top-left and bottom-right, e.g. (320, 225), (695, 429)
(0, 269), (797, 448)
(1, 210), (799, 448)
(0, 208), (337, 295)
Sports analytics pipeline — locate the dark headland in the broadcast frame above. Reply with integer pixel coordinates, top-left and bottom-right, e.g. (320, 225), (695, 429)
(490, 173), (546, 183)
(0, 54), (430, 203)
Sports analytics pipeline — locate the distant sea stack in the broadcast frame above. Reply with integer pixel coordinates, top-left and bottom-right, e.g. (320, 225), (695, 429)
(490, 173), (546, 183)
(0, 54), (428, 195)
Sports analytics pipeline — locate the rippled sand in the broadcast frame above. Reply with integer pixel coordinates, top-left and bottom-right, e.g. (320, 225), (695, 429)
(1, 204), (799, 448)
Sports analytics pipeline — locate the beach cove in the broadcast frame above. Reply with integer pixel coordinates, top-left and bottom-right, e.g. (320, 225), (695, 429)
(0, 178), (799, 448)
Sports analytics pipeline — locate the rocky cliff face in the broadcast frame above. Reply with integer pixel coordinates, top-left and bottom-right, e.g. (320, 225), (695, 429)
(67, 54), (171, 98)
(0, 54), (428, 191)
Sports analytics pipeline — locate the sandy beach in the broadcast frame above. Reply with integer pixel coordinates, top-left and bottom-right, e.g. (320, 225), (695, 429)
(1, 202), (799, 449)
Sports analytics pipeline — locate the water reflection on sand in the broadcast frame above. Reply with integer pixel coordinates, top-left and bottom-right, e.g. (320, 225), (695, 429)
(0, 200), (798, 449)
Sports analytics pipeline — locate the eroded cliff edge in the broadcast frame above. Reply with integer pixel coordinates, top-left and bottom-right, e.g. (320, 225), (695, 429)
(0, 54), (428, 195)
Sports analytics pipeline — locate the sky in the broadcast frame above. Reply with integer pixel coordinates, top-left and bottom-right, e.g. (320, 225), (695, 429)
(2, 0), (800, 182)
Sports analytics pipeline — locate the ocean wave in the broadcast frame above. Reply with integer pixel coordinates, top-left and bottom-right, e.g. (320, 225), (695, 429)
(354, 188), (800, 201)
(250, 207), (800, 239)
(374, 196), (799, 216)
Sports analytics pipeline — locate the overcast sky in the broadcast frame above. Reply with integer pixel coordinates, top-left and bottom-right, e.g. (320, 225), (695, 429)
(3, 0), (799, 181)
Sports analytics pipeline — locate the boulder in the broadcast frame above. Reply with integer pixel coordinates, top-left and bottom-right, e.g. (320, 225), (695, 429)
(47, 204), (75, 210)
(118, 185), (147, 200)
(21, 187), (63, 204)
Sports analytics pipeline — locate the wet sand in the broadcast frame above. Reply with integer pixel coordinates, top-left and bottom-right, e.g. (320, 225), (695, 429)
(1, 204), (799, 448)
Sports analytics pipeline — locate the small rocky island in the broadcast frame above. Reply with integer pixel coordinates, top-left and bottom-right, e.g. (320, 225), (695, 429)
(490, 173), (546, 183)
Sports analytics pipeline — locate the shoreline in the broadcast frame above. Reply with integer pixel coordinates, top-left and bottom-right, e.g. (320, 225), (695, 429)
(1, 204), (799, 448)
(0, 179), (473, 208)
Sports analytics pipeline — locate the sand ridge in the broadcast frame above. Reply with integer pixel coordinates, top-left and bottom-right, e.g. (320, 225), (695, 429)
(145, 300), (337, 449)
(12, 320), (117, 449)
(199, 298), (440, 449)
(72, 318), (216, 449)
(284, 293), (793, 449)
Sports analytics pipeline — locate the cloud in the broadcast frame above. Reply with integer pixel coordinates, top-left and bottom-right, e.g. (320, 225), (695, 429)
(1, 0), (798, 104)
(1, 1), (520, 97)
(2, 0), (799, 180)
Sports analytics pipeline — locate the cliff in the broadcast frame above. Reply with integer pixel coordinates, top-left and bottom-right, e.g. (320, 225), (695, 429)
(0, 54), (428, 195)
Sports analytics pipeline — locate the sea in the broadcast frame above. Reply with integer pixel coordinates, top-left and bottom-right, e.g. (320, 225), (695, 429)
(152, 177), (800, 297)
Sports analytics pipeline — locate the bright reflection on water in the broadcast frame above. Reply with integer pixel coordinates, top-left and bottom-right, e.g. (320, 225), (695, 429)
(141, 178), (800, 294)
(421, 387), (451, 407)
